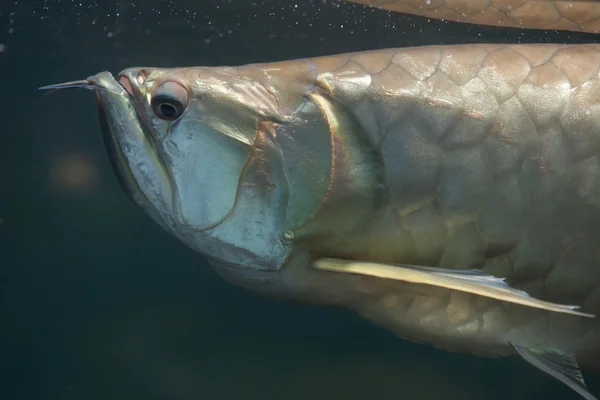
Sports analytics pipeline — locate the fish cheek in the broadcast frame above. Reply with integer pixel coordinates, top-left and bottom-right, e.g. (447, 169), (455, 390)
(162, 117), (252, 231)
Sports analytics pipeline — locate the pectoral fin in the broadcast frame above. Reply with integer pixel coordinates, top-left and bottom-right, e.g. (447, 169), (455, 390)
(513, 345), (597, 400)
(312, 258), (595, 318)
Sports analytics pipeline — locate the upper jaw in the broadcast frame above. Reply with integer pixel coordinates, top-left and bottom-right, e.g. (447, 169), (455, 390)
(88, 71), (128, 96)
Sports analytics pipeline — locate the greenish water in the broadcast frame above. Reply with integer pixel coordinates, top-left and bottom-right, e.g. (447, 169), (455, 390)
(1, 1), (599, 399)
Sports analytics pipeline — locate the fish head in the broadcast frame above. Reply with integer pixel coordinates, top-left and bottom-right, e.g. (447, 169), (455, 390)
(41, 67), (296, 272)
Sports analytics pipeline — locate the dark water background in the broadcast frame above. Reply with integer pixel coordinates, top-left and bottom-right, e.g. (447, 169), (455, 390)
(2, 1), (600, 399)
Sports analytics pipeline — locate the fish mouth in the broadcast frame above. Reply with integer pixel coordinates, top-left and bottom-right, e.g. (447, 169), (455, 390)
(39, 72), (176, 231)
(39, 72), (148, 204)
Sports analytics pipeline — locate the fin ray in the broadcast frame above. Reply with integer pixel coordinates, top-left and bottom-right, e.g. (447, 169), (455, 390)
(313, 258), (595, 318)
(513, 345), (597, 400)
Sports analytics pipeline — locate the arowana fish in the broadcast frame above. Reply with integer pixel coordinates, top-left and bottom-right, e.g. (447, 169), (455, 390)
(40, 1), (600, 398)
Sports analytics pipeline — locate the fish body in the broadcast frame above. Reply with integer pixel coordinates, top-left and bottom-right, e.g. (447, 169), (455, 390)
(40, 3), (600, 398)
(348, 0), (600, 33)
(199, 43), (600, 362)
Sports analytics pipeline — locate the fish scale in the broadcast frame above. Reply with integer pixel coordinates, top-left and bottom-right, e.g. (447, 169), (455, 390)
(287, 42), (600, 361)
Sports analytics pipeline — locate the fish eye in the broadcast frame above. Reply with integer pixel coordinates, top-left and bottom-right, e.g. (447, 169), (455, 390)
(150, 81), (189, 121)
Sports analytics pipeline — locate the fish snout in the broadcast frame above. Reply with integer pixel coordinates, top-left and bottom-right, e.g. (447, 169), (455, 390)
(118, 68), (152, 95)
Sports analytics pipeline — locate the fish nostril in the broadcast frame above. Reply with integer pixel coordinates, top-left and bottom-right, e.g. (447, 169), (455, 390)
(135, 73), (145, 85)
(118, 75), (134, 96)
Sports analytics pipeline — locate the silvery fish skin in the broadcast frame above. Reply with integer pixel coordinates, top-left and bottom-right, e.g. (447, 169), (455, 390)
(40, 9), (600, 399)
(73, 42), (600, 362)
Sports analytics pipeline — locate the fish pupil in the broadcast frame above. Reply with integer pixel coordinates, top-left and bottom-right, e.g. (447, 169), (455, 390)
(151, 94), (183, 120)
(160, 103), (177, 118)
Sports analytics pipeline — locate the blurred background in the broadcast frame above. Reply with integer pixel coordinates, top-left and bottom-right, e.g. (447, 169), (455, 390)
(1, 1), (599, 399)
